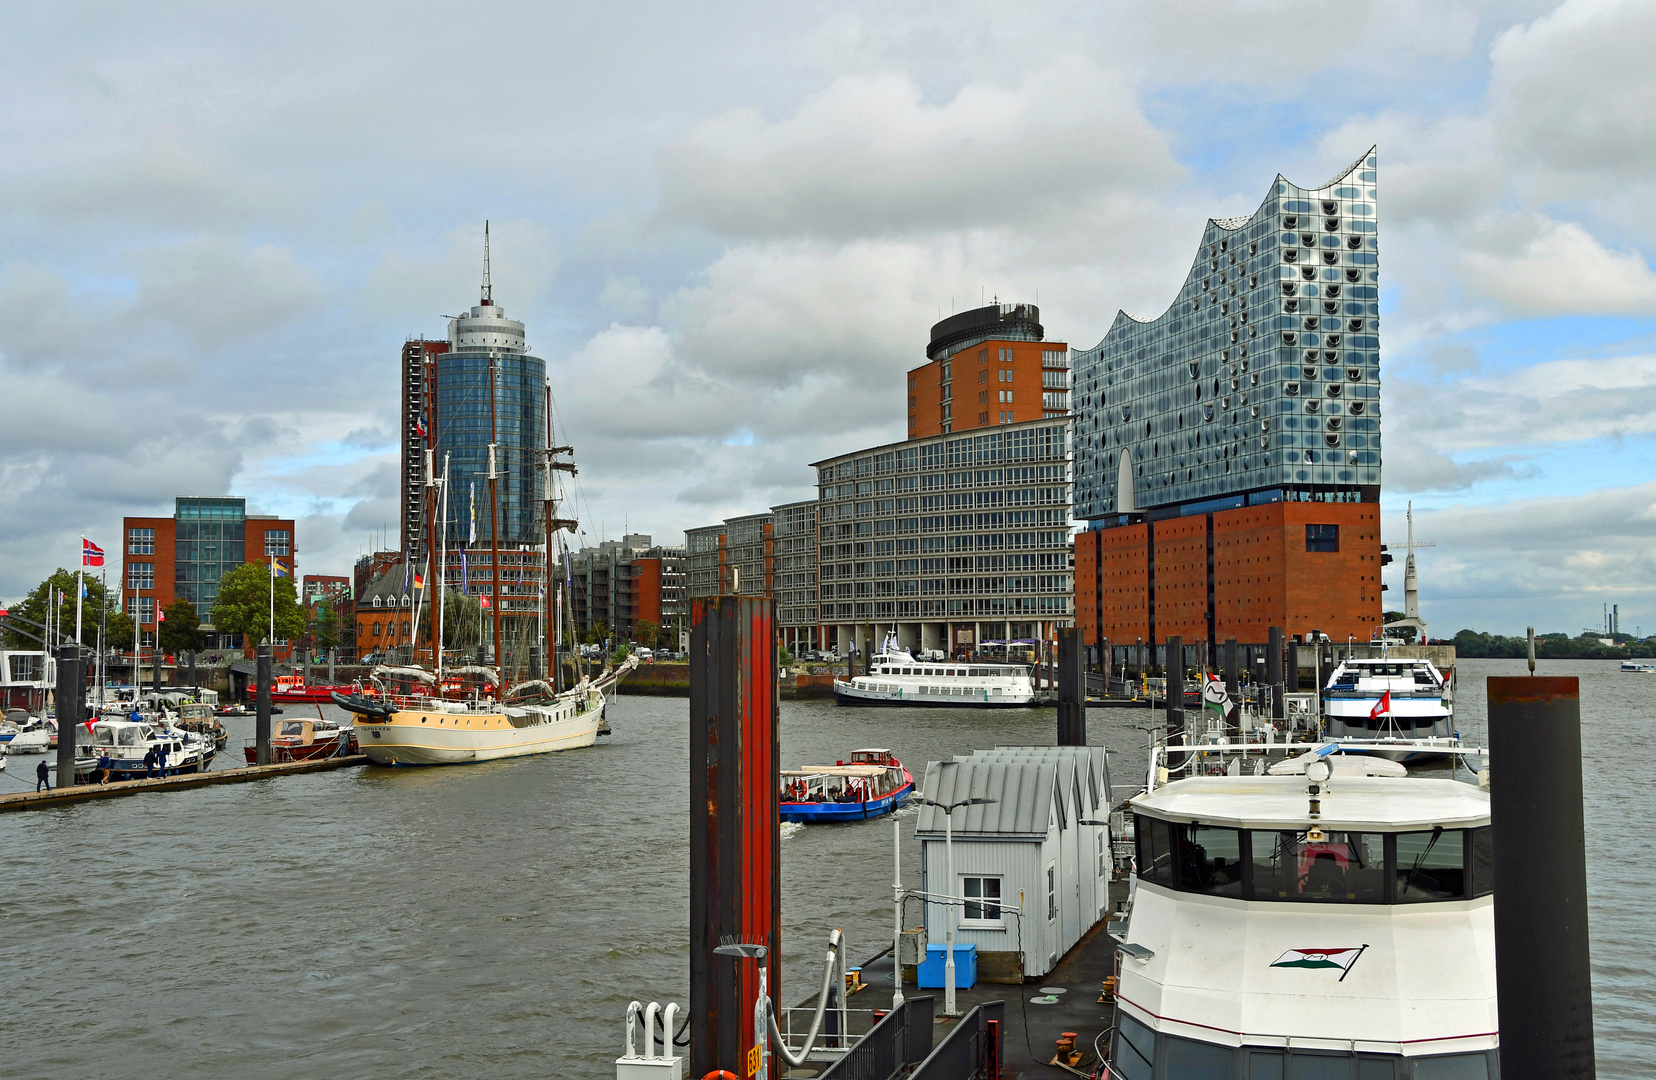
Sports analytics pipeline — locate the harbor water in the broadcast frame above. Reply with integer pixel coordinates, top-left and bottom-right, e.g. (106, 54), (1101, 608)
(0, 658), (1650, 1078)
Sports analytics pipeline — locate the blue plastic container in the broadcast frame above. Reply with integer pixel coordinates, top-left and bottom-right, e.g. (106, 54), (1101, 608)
(916, 943), (978, 989)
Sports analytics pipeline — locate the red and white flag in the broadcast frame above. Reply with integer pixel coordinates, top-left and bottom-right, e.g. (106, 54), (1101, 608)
(1368, 690), (1392, 719)
(480, 595), (491, 609)
(82, 538), (105, 567)
(157, 608), (166, 625)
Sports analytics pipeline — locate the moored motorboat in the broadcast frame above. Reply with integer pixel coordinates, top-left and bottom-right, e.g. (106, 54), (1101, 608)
(242, 714), (357, 764)
(1322, 653), (1458, 763)
(1109, 742), (1498, 1077)
(779, 749), (914, 823)
(75, 718), (216, 781)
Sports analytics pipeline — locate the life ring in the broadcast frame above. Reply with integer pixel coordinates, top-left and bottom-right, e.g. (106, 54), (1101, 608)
(704, 1072), (740, 1080)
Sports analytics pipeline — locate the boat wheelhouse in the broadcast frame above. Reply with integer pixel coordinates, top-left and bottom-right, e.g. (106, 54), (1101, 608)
(1322, 655), (1457, 762)
(1110, 757), (1498, 1078)
(780, 749), (913, 823)
(834, 650), (1037, 708)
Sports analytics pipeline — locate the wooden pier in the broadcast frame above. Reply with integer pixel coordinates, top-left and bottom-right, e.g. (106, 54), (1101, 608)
(0, 754), (368, 813)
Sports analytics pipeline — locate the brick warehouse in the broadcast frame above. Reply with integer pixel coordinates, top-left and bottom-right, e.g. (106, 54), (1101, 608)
(1071, 149), (1386, 654)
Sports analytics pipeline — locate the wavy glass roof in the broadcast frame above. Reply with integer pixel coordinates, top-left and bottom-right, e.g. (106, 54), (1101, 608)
(1072, 148), (1381, 520)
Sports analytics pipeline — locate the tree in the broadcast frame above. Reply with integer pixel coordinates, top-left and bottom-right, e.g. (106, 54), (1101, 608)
(309, 598), (341, 653)
(3, 568), (122, 649)
(633, 618), (659, 648)
(416, 589), (483, 649)
(106, 611), (135, 651)
(210, 562), (306, 644)
(159, 599), (206, 655)
(585, 620), (609, 646)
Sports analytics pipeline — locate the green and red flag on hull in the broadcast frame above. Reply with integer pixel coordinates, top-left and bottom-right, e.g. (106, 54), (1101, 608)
(1271, 947), (1369, 979)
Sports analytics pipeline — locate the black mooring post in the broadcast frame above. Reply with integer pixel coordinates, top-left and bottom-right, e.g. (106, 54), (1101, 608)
(55, 644), (82, 788)
(1057, 626), (1085, 745)
(255, 641), (273, 766)
(1164, 635), (1184, 738)
(1488, 676), (1595, 1080)
(1267, 627), (1285, 721)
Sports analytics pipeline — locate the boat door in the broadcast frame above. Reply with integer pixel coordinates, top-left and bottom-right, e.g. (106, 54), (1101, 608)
(1045, 860), (1059, 968)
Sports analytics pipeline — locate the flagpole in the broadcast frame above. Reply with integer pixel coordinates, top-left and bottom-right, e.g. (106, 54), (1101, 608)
(76, 537), (85, 647)
(269, 557), (275, 646)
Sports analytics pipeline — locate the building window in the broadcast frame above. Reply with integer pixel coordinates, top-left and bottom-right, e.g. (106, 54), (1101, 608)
(961, 876), (1003, 925)
(128, 528), (155, 555)
(128, 563), (154, 589)
(265, 530), (292, 556)
(373, 622), (382, 638)
(127, 597), (155, 623)
(1306, 524), (1340, 552)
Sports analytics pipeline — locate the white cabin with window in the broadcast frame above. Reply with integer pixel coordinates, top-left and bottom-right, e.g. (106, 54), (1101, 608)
(916, 746), (1113, 978)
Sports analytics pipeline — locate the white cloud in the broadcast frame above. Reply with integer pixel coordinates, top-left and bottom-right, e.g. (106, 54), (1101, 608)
(1460, 212), (1656, 316)
(658, 59), (1181, 239)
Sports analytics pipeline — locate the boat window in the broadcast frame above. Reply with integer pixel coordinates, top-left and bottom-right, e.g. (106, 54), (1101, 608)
(1470, 826), (1494, 898)
(1356, 1057), (1398, 1079)
(1251, 830), (1386, 902)
(1135, 817), (1178, 888)
(1396, 828), (1465, 901)
(119, 727), (143, 746)
(1247, 1050), (1284, 1080)
(1289, 1054), (1352, 1079)
(1167, 1035), (1232, 1078)
(1112, 1013), (1154, 1080)
(1175, 823), (1243, 897)
(1411, 1053), (1491, 1079)
(280, 721), (304, 736)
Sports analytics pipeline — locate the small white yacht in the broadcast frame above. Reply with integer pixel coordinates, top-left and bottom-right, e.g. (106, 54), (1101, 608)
(1322, 655), (1457, 763)
(1111, 744), (1497, 1078)
(77, 718), (216, 781)
(833, 643), (1037, 708)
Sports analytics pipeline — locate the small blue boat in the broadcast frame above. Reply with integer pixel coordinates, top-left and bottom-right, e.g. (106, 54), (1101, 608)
(780, 749), (914, 824)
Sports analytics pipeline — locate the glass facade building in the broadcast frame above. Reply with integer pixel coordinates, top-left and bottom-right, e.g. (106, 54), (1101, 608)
(433, 300), (547, 549)
(174, 497), (247, 616)
(1072, 148), (1381, 521)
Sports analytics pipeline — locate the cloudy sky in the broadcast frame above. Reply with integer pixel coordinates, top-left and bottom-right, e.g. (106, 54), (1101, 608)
(3, 0), (1654, 636)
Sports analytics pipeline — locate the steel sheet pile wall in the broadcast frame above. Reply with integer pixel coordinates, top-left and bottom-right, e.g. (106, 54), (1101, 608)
(689, 596), (781, 1078)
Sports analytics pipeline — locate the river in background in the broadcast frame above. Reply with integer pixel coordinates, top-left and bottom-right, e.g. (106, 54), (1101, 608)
(0, 658), (1649, 1077)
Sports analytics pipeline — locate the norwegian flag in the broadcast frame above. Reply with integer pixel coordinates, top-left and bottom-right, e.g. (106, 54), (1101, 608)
(82, 538), (105, 567)
(1368, 690), (1392, 719)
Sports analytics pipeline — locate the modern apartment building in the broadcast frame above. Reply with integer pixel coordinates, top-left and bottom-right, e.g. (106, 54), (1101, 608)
(813, 417), (1072, 656)
(1071, 149), (1385, 655)
(566, 535), (687, 644)
(907, 303), (1069, 438)
(122, 497), (296, 654)
(684, 502), (819, 651)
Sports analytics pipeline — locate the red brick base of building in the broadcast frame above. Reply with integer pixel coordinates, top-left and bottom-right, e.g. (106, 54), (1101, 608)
(1075, 501), (1382, 650)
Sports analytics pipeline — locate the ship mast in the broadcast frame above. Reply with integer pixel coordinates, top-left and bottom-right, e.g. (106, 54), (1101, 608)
(539, 376), (578, 695)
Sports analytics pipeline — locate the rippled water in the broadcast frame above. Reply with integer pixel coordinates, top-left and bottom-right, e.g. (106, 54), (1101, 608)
(0, 659), (1648, 1078)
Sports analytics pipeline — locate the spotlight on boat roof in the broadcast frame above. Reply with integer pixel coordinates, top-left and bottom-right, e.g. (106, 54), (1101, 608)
(1306, 758), (1333, 784)
(1118, 942), (1155, 962)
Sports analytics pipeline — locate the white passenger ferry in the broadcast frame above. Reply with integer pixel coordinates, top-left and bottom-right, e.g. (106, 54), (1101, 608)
(832, 647), (1037, 708)
(1322, 655), (1458, 763)
(1110, 743), (1497, 1078)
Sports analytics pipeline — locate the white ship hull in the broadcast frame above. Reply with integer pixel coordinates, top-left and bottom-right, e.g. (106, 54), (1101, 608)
(357, 690), (606, 766)
(833, 678), (1036, 708)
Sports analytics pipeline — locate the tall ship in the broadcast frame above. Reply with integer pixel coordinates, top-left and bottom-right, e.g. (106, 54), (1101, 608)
(833, 638), (1037, 707)
(336, 237), (631, 765)
(1322, 653), (1458, 763)
(1109, 742), (1497, 1078)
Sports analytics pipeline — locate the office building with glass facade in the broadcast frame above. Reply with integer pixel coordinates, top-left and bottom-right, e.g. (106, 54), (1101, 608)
(122, 497), (296, 654)
(684, 502), (819, 652)
(1071, 149), (1385, 654)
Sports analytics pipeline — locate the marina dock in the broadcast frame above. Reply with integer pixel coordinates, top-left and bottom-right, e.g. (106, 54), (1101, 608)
(0, 754), (367, 813)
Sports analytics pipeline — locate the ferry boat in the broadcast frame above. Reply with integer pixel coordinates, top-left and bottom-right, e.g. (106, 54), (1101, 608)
(1110, 741), (1497, 1078)
(242, 714), (356, 764)
(1620, 661), (1655, 673)
(833, 647), (1037, 708)
(270, 674), (364, 704)
(779, 749), (914, 823)
(1322, 655), (1458, 763)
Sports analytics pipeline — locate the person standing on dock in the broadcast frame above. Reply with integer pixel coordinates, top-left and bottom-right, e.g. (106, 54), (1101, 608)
(96, 751), (111, 784)
(143, 747), (157, 778)
(35, 759), (49, 792)
(157, 743), (169, 777)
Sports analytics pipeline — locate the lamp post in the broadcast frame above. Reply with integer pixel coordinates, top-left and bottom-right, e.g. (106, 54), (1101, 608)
(919, 795), (996, 1016)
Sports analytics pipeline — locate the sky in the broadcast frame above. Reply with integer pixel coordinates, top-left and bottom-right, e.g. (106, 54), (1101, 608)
(2, 0), (1655, 636)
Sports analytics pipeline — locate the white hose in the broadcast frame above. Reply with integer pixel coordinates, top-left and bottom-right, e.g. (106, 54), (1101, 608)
(763, 930), (843, 1068)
